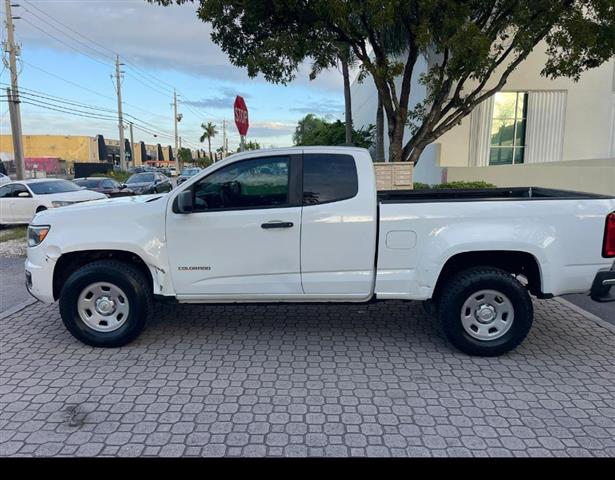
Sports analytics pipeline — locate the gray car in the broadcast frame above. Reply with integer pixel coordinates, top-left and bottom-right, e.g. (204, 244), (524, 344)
(176, 167), (202, 186)
(124, 172), (172, 195)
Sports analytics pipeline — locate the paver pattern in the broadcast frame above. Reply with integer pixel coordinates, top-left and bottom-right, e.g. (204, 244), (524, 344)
(1, 299), (614, 457)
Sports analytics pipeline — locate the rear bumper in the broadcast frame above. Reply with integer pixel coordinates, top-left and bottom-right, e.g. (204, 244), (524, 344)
(590, 266), (615, 303)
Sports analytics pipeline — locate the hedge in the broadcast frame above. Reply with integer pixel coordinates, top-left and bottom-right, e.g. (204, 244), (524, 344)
(413, 180), (496, 190)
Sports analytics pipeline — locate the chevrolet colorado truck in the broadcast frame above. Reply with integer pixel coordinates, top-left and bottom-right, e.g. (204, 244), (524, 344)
(25, 147), (615, 356)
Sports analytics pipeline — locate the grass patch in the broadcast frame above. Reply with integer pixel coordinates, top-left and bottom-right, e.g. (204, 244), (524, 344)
(0, 226), (27, 243)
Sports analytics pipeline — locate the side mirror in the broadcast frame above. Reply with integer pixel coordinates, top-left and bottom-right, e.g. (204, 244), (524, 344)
(176, 190), (194, 214)
(17, 191), (30, 198)
(121, 184), (127, 189)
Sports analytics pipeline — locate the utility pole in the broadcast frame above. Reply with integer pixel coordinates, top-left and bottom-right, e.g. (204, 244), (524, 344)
(129, 121), (135, 166)
(114, 54), (126, 171)
(173, 90), (180, 173)
(4, 0), (25, 180)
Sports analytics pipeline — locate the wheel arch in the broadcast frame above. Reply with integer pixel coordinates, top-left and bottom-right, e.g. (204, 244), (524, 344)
(432, 250), (545, 302)
(53, 249), (154, 301)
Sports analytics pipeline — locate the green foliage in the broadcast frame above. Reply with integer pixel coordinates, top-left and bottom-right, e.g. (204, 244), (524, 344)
(294, 114), (375, 149)
(199, 122), (217, 144)
(414, 181), (497, 190)
(235, 140), (262, 153)
(147, 0), (614, 164)
(178, 147), (193, 164)
(0, 225), (27, 243)
(92, 170), (131, 183)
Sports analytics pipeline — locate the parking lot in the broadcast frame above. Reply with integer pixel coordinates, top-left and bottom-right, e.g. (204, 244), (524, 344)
(1, 297), (614, 457)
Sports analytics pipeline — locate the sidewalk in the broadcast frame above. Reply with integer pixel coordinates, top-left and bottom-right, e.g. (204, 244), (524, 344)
(1, 298), (614, 457)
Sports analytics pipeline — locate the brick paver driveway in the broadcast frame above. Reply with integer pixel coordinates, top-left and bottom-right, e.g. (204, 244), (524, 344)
(1, 299), (614, 457)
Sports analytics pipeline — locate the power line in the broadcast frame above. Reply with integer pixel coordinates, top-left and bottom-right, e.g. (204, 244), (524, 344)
(20, 4), (113, 62)
(22, 60), (117, 102)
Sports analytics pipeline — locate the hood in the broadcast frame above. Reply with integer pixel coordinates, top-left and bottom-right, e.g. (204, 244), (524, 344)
(33, 193), (166, 225)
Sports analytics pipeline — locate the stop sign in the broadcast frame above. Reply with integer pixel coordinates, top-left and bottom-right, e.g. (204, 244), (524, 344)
(234, 96), (249, 136)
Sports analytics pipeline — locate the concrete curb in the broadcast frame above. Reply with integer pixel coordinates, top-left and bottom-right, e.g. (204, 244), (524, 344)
(555, 297), (615, 334)
(0, 298), (37, 320)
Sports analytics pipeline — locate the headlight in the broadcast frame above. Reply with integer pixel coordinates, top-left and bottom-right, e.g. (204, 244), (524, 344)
(28, 225), (50, 247)
(52, 200), (74, 208)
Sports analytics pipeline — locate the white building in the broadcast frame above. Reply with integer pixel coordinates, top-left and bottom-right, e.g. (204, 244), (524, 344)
(351, 44), (615, 194)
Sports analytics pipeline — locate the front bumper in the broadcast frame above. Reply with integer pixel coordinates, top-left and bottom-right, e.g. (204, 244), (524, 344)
(590, 267), (615, 303)
(24, 245), (57, 304)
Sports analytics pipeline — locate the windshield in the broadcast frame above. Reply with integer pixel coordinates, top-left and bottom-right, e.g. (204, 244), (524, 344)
(74, 179), (101, 188)
(181, 169), (199, 176)
(127, 173), (154, 184)
(29, 180), (82, 195)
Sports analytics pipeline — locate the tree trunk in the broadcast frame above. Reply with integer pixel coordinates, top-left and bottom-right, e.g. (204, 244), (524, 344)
(208, 137), (212, 162)
(341, 56), (353, 145)
(388, 118), (405, 163)
(376, 92), (385, 162)
(407, 144), (425, 165)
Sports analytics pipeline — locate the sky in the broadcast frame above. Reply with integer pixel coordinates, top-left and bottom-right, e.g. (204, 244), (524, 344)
(0, 0), (347, 152)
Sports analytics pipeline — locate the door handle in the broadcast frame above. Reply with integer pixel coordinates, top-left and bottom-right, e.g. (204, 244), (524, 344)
(261, 221), (294, 229)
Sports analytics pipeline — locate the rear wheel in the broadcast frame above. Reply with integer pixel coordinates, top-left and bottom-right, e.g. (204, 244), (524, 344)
(59, 260), (152, 347)
(437, 266), (533, 356)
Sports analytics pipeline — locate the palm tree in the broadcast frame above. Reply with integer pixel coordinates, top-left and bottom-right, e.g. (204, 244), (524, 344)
(199, 122), (218, 161)
(310, 43), (356, 146)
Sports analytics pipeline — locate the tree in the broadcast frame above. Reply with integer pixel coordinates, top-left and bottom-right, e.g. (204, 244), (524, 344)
(178, 147), (193, 166)
(148, 1), (615, 164)
(236, 140), (261, 152)
(310, 44), (357, 145)
(375, 92), (385, 162)
(199, 121), (217, 161)
(293, 114), (375, 150)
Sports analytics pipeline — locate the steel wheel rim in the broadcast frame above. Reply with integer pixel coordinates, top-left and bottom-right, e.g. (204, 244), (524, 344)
(77, 282), (130, 333)
(460, 289), (514, 341)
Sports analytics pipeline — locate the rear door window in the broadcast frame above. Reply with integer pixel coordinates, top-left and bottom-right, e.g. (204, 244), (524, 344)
(303, 154), (358, 205)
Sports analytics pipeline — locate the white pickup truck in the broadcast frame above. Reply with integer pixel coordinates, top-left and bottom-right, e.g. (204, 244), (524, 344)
(25, 147), (615, 356)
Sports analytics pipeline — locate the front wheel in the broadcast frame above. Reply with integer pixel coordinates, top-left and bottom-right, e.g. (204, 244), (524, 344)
(437, 266), (533, 356)
(59, 260), (152, 347)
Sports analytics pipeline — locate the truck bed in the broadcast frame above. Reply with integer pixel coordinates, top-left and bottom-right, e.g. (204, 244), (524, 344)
(377, 186), (613, 203)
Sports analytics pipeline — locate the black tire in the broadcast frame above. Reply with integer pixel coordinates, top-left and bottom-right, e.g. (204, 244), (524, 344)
(59, 260), (153, 348)
(422, 299), (438, 317)
(437, 266), (533, 357)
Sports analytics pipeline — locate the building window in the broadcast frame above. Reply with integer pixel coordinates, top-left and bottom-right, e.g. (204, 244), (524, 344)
(489, 92), (527, 165)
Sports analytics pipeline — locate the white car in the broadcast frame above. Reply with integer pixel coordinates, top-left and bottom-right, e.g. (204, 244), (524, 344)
(168, 167), (178, 177)
(0, 173), (10, 186)
(0, 178), (106, 225)
(25, 147), (615, 355)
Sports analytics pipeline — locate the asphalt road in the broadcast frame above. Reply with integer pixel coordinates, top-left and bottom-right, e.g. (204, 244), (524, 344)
(0, 257), (31, 313)
(1, 256), (612, 326)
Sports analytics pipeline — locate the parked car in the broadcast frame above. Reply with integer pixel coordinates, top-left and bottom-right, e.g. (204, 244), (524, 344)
(73, 177), (135, 198)
(25, 147), (615, 355)
(176, 167), (202, 186)
(167, 167), (178, 177)
(0, 173), (10, 186)
(0, 179), (106, 225)
(124, 172), (172, 195)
